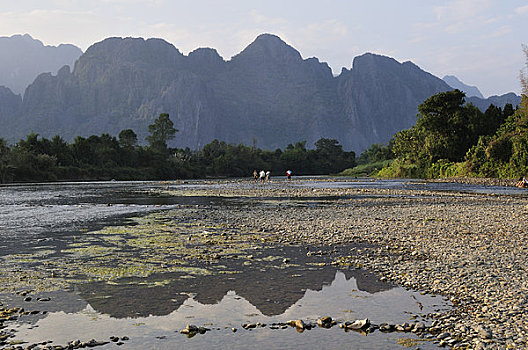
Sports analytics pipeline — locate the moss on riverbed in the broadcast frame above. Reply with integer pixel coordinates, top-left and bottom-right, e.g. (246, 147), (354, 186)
(0, 209), (273, 292)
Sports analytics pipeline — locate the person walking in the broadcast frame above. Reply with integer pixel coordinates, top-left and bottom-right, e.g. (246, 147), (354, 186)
(259, 170), (266, 183)
(286, 169), (292, 180)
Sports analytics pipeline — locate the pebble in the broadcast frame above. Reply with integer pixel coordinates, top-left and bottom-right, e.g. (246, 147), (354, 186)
(183, 180), (528, 348)
(4, 179), (527, 349)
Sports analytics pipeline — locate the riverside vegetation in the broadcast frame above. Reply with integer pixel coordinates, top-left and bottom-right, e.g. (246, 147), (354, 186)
(0, 113), (355, 184)
(344, 46), (528, 180)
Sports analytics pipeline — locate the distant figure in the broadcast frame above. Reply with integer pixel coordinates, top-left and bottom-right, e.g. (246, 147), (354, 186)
(253, 170), (258, 183)
(259, 170), (266, 183)
(266, 170), (271, 182)
(286, 169), (292, 181)
(516, 176), (528, 188)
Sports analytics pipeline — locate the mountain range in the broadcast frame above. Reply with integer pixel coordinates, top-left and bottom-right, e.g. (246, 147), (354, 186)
(0, 34), (82, 95)
(0, 34), (521, 152)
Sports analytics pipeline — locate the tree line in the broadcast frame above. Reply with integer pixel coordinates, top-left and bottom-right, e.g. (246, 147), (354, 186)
(352, 89), (527, 179)
(0, 113), (356, 183)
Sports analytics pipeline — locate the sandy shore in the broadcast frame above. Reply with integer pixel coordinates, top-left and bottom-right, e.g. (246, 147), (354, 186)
(171, 180), (528, 349)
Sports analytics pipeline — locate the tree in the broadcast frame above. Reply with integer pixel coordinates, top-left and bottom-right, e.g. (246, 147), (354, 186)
(0, 138), (12, 183)
(50, 135), (73, 166)
(118, 129), (138, 149)
(413, 89), (485, 162)
(357, 143), (394, 165)
(146, 113), (178, 153)
(521, 44), (528, 113)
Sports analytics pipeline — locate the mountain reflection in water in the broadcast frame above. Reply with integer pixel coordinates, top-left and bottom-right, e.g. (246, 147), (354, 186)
(12, 270), (449, 349)
(78, 257), (392, 318)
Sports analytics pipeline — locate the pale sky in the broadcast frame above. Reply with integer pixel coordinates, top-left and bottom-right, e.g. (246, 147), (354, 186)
(1, 0), (526, 97)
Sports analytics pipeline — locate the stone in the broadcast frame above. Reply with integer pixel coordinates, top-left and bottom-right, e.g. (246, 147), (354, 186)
(437, 332), (450, 340)
(477, 326), (492, 339)
(317, 316), (334, 328)
(379, 323), (394, 332)
(413, 322), (426, 332)
(180, 324), (199, 334)
(286, 319), (306, 330)
(346, 318), (370, 330)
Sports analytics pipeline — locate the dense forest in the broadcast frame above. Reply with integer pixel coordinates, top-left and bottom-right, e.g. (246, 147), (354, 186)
(0, 113), (356, 183)
(342, 46), (528, 180)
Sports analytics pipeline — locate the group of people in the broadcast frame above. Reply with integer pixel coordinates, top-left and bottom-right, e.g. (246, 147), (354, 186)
(253, 170), (271, 183)
(517, 176), (528, 188)
(253, 169), (292, 183)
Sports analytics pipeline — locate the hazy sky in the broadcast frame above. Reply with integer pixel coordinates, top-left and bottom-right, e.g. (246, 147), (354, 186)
(1, 0), (527, 97)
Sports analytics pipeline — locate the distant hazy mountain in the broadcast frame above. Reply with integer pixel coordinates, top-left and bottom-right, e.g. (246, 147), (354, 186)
(0, 34), (82, 95)
(0, 34), (521, 152)
(443, 75), (484, 99)
(466, 92), (522, 111)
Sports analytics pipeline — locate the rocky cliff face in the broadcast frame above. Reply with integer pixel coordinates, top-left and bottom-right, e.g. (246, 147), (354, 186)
(337, 54), (452, 151)
(0, 34), (82, 95)
(0, 34), (521, 152)
(210, 34), (339, 149)
(0, 86), (22, 128)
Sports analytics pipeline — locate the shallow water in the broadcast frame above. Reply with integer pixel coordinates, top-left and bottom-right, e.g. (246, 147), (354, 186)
(7, 270), (448, 349)
(3, 178), (506, 348)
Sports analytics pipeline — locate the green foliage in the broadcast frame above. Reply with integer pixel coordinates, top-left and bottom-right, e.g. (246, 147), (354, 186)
(118, 129), (138, 149)
(379, 88), (522, 179)
(339, 160), (392, 177)
(425, 160), (468, 178)
(377, 158), (426, 178)
(357, 143), (394, 165)
(146, 113), (178, 153)
(0, 130), (355, 183)
(0, 138), (13, 183)
(339, 143), (393, 177)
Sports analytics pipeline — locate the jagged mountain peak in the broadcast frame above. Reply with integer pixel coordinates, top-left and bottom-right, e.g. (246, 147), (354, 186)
(81, 36), (182, 62)
(352, 53), (408, 70)
(231, 33), (302, 64)
(188, 47), (224, 63)
(73, 36), (186, 78)
(0, 34), (82, 95)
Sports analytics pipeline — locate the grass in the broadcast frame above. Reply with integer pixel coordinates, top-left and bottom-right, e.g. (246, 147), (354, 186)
(338, 160), (392, 177)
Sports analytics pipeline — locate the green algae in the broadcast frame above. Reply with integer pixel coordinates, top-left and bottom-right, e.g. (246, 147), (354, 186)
(61, 246), (116, 257)
(0, 208), (271, 292)
(396, 337), (432, 348)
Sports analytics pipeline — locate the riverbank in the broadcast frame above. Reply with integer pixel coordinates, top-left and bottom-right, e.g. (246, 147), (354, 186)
(165, 180), (527, 349)
(427, 177), (517, 187)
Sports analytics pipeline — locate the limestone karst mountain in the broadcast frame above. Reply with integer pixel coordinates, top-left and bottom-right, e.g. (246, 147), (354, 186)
(0, 34), (521, 152)
(0, 34), (82, 95)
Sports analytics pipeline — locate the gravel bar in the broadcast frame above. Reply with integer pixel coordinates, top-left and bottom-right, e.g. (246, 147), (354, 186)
(174, 180), (528, 349)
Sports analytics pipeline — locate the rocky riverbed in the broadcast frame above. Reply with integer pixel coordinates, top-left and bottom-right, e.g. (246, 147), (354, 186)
(1, 178), (527, 349)
(162, 180), (528, 349)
